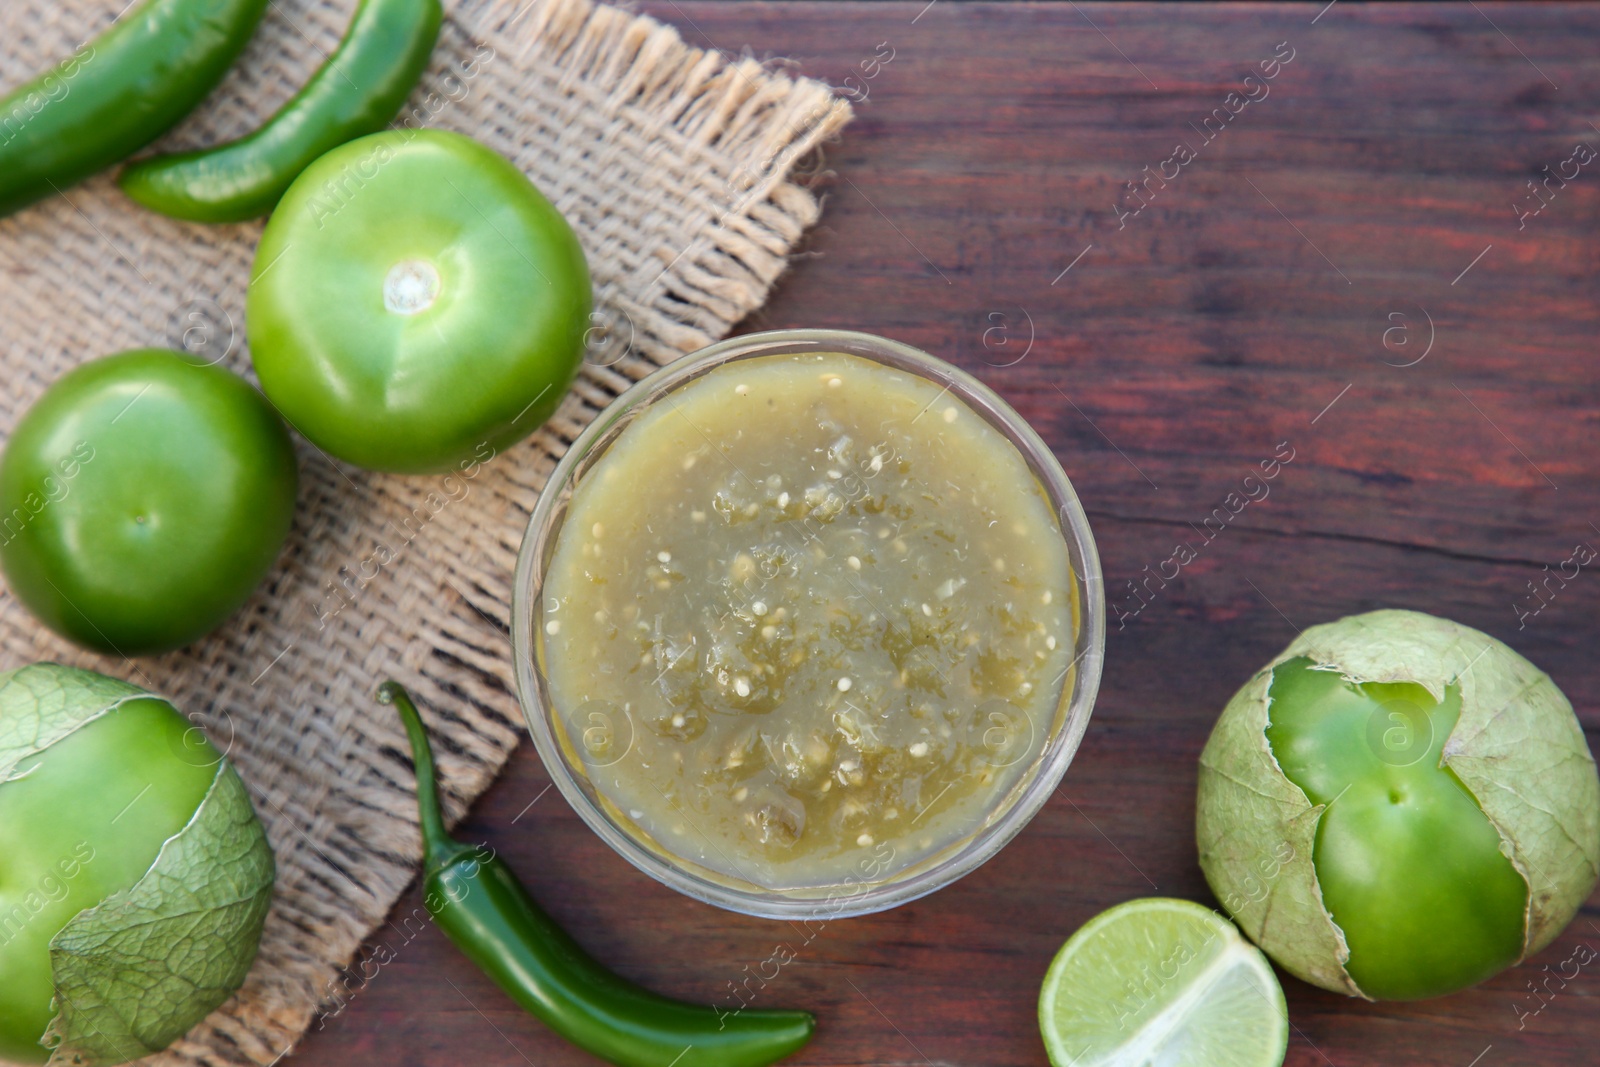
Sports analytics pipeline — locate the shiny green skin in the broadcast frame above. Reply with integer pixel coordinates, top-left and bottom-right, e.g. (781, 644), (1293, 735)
(386, 683), (816, 1067)
(247, 129), (590, 473)
(0, 0), (269, 218)
(1265, 658), (1528, 1000)
(0, 695), (218, 1064)
(0, 350), (298, 656)
(119, 0), (442, 222)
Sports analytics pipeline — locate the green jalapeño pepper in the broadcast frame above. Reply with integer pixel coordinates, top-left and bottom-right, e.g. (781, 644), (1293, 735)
(382, 683), (816, 1067)
(0, 0), (269, 218)
(119, 0), (442, 222)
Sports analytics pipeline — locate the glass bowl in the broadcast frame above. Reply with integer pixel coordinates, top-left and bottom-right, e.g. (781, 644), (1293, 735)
(512, 328), (1104, 919)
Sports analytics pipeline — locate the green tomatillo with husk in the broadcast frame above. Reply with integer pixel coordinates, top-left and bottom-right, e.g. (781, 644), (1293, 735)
(1197, 609), (1600, 1001)
(0, 664), (274, 1065)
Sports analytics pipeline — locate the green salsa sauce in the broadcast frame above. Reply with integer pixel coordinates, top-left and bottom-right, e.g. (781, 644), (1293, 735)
(540, 352), (1076, 889)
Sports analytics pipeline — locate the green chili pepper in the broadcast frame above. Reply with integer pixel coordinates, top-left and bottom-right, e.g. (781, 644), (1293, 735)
(119, 0), (441, 222)
(381, 682), (817, 1067)
(0, 0), (269, 218)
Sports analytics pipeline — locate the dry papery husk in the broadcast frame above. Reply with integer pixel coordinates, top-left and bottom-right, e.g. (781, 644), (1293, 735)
(1197, 609), (1600, 999)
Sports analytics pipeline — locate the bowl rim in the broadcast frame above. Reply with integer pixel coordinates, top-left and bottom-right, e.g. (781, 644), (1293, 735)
(511, 328), (1105, 919)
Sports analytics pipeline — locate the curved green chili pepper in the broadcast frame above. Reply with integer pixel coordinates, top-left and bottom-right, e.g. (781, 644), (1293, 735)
(0, 0), (269, 218)
(119, 0), (442, 222)
(381, 682), (817, 1067)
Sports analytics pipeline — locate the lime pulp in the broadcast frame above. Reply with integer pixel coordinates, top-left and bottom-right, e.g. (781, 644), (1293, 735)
(1038, 897), (1288, 1067)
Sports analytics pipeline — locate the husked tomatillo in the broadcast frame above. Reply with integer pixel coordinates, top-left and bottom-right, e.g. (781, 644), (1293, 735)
(0, 664), (273, 1065)
(1198, 610), (1600, 1000)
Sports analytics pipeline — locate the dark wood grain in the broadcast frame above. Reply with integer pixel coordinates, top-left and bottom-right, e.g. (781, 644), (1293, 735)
(287, 4), (1600, 1065)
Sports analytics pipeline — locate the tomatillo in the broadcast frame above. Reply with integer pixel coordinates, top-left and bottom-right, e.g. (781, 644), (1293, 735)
(246, 129), (591, 473)
(1197, 610), (1600, 1000)
(0, 663), (274, 1065)
(0, 350), (297, 656)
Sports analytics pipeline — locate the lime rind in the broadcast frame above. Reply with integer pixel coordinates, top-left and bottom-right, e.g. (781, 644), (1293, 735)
(1039, 898), (1288, 1067)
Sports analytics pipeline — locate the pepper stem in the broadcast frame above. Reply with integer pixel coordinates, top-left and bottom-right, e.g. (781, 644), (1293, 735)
(379, 681), (463, 871)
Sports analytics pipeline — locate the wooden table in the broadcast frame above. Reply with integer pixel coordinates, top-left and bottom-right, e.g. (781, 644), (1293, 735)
(289, 4), (1600, 1064)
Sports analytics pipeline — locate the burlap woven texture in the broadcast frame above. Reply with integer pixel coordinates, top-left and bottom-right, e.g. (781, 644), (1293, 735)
(0, 0), (850, 1060)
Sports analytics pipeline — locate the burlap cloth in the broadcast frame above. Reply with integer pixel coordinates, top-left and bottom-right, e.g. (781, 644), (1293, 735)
(0, 0), (850, 1060)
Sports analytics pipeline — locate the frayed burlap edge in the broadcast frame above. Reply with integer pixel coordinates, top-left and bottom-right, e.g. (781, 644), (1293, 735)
(0, 0), (850, 1061)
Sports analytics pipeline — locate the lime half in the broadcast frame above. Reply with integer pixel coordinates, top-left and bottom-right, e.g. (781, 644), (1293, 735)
(1039, 897), (1288, 1067)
